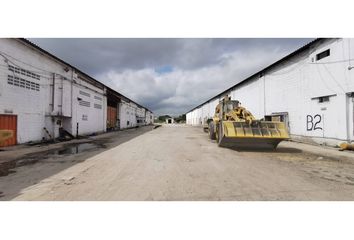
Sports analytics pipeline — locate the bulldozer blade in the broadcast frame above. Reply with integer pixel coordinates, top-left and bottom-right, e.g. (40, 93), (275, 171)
(218, 136), (283, 149)
(218, 121), (289, 149)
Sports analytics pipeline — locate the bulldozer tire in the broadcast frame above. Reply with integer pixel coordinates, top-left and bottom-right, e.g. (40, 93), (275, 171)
(217, 122), (223, 146)
(209, 122), (216, 140)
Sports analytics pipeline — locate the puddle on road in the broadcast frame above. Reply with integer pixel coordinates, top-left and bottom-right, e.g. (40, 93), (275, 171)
(0, 142), (105, 177)
(54, 143), (103, 155)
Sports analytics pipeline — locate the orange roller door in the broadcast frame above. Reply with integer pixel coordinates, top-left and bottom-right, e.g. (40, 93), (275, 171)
(0, 114), (17, 147)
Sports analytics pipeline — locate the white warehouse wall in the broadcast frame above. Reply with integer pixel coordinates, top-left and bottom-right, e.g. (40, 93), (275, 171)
(0, 39), (152, 145)
(71, 75), (106, 136)
(120, 100), (136, 129)
(145, 111), (154, 124)
(0, 39), (73, 143)
(187, 38), (354, 146)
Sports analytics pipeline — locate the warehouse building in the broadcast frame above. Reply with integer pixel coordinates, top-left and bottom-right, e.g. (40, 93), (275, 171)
(0, 38), (153, 147)
(186, 38), (354, 146)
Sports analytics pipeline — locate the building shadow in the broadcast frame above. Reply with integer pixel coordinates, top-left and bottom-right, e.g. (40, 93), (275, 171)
(227, 146), (303, 153)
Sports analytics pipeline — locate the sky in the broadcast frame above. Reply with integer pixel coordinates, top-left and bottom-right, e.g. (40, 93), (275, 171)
(30, 38), (312, 116)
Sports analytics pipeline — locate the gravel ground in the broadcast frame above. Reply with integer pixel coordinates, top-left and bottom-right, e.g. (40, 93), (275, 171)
(2, 124), (354, 200)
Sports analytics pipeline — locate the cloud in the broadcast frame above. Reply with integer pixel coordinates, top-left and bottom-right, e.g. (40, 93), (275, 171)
(97, 45), (298, 115)
(30, 38), (312, 115)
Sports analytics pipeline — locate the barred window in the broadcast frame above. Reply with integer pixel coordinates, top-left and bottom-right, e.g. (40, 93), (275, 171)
(79, 90), (90, 97)
(79, 100), (90, 107)
(94, 103), (102, 109)
(8, 75), (40, 91)
(8, 65), (40, 80)
(318, 96), (330, 103)
(316, 49), (330, 61)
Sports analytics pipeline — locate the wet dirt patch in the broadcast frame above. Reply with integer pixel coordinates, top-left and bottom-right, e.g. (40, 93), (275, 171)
(0, 142), (105, 177)
(54, 143), (104, 155)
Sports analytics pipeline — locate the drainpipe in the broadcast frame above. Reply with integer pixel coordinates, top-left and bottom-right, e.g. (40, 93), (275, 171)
(263, 73), (266, 116)
(52, 73), (56, 138)
(52, 73), (55, 113)
(71, 69), (73, 117)
(76, 122), (79, 138)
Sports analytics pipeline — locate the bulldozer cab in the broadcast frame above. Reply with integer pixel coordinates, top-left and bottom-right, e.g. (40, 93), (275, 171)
(223, 100), (240, 113)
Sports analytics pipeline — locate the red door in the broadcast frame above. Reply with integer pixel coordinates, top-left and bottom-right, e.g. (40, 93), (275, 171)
(107, 106), (117, 129)
(0, 114), (17, 147)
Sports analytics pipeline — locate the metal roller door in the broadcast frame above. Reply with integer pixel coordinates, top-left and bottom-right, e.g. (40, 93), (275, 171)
(107, 106), (117, 129)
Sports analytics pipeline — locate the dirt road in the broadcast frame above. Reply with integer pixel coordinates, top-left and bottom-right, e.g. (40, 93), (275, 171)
(4, 125), (354, 200)
(0, 126), (154, 200)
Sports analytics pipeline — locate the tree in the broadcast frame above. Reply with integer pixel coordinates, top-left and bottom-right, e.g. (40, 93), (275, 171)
(174, 114), (186, 123)
(157, 115), (171, 122)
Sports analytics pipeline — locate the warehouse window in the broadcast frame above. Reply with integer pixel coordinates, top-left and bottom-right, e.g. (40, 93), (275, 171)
(7, 75), (40, 91)
(318, 96), (330, 103)
(79, 100), (90, 107)
(94, 103), (102, 109)
(8, 65), (40, 80)
(316, 49), (330, 61)
(79, 90), (90, 97)
(311, 94), (335, 103)
(94, 96), (102, 101)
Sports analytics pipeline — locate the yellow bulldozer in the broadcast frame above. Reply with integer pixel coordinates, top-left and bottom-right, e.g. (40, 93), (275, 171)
(207, 96), (289, 149)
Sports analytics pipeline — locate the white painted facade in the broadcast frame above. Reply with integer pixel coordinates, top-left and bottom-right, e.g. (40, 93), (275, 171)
(71, 74), (107, 136)
(119, 100), (137, 129)
(187, 38), (354, 146)
(136, 105), (146, 126)
(145, 111), (154, 125)
(119, 100), (154, 128)
(0, 38), (153, 144)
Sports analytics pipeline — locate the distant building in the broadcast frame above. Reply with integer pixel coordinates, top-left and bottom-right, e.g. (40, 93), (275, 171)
(0, 38), (153, 147)
(166, 118), (174, 124)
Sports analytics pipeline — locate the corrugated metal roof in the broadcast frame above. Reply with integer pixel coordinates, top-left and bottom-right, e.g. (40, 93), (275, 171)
(18, 38), (153, 113)
(186, 38), (326, 114)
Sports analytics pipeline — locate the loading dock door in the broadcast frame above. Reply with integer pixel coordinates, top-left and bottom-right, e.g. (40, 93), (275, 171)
(107, 106), (117, 130)
(0, 114), (17, 147)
